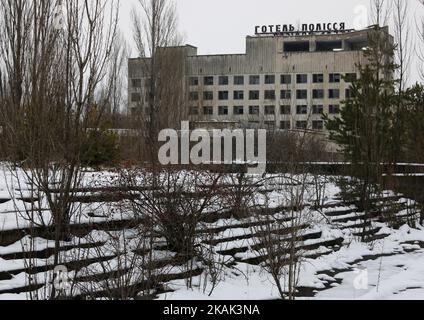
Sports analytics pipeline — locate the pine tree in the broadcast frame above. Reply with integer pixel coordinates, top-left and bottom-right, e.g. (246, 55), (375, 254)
(324, 26), (398, 237)
(403, 84), (424, 162)
(325, 26), (397, 167)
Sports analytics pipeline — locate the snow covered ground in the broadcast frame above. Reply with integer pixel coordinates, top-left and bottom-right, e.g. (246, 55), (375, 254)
(1, 166), (424, 300)
(156, 225), (424, 300)
(315, 251), (424, 300)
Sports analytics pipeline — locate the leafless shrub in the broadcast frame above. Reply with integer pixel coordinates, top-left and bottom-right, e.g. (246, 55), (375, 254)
(115, 167), (231, 289)
(0, 0), (121, 299)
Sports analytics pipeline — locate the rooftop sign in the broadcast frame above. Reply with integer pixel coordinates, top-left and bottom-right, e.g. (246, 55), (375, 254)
(254, 23), (354, 36)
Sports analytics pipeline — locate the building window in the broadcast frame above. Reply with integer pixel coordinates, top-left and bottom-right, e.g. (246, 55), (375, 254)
(219, 76), (229, 85)
(329, 89), (340, 99)
(296, 121), (308, 129)
(234, 76), (244, 85)
(313, 89), (324, 99)
(296, 89), (308, 100)
(313, 74), (324, 83)
(265, 90), (276, 100)
(203, 106), (213, 115)
(265, 105), (275, 115)
(249, 106), (260, 115)
(296, 105), (308, 115)
(297, 74), (308, 84)
(284, 41), (310, 52)
(189, 107), (199, 115)
(281, 105), (291, 115)
(265, 121), (276, 129)
(189, 92), (199, 101)
(218, 91), (229, 100)
(312, 105), (324, 114)
(189, 77), (199, 86)
(281, 90), (292, 100)
(132, 79), (142, 88)
(329, 104), (340, 114)
(204, 76), (214, 86)
(281, 74), (292, 85)
(234, 106), (244, 115)
(345, 89), (352, 99)
(131, 92), (141, 102)
(218, 106), (228, 115)
(234, 90), (244, 100)
(281, 121), (291, 130)
(265, 75), (275, 84)
(249, 75), (260, 85)
(203, 91), (214, 100)
(249, 90), (260, 100)
(329, 73), (341, 83)
(345, 73), (357, 83)
(312, 120), (324, 130)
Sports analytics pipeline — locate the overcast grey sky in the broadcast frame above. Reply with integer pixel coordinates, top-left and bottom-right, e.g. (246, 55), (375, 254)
(119, 0), (424, 83)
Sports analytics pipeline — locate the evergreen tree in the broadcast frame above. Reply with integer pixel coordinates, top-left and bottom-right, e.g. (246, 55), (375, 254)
(403, 84), (424, 162)
(325, 26), (397, 168)
(324, 26), (398, 236)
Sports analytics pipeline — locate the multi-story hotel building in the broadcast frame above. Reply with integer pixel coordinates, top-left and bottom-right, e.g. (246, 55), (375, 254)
(128, 26), (393, 132)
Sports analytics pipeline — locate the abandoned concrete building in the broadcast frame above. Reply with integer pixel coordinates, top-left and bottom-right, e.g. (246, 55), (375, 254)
(128, 26), (393, 133)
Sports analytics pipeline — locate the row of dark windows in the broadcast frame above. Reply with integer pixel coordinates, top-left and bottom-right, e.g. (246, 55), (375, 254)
(132, 89), (348, 106)
(250, 120), (325, 130)
(255, 120), (324, 131)
(189, 104), (340, 116)
(131, 90), (350, 103)
(188, 73), (357, 87)
(251, 120), (326, 130)
(129, 73), (357, 90)
(189, 89), (351, 101)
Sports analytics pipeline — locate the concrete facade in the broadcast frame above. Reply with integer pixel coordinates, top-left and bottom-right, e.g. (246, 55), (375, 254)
(128, 27), (392, 133)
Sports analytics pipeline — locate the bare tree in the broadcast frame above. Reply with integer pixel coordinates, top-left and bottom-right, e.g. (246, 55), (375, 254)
(247, 121), (319, 299)
(392, 0), (411, 92)
(385, 0), (411, 179)
(100, 32), (130, 116)
(0, 0), (120, 299)
(415, 0), (424, 81)
(370, 0), (392, 27)
(131, 0), (185, 164)
(250, 172), (310, 300)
